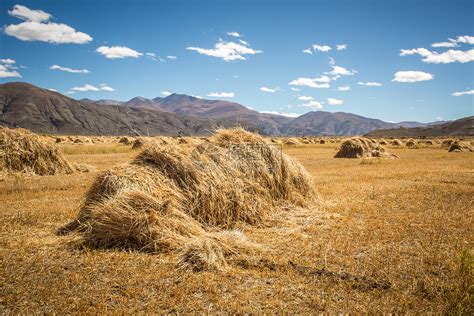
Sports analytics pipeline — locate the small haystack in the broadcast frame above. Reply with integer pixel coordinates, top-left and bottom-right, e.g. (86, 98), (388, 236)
(334, 137), (397, 159)
(379, 139), (388, 145)
(319, 139), (326, 144)
(448, 141), (473, 152)
(284, 138), (300, 146)
(119, 136), (133, 145)
(131, 138), (147, 149)
(441, 139), (455, 149)
(0, 128), (73, 176)
(390, 139), (403, 146)
(60, 128), (314, 271)
(405, 139), (417, 148)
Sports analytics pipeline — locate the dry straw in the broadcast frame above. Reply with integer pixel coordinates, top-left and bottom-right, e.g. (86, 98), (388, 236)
(390, 139), (403, 146)
(60, 128), (315, 271)
(405, 139), (418, 148)
(448, 141), (473, 152)
(335, 137), (397, 159)
(0, 127), (73, 176)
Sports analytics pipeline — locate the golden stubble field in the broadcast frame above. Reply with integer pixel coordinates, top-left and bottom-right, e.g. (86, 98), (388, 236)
(1, 141), (473, 313)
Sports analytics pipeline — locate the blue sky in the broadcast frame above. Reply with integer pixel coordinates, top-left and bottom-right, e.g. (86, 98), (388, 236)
(0, 0), (473, 123)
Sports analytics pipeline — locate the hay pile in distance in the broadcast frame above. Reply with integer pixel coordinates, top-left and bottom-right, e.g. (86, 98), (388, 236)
(0, 127), (73, 176)
(60, 128), (314, 271)
(441, 139), (455, 149)
(405, 139), (418, 148)
(390, 139), (403, 147)
(334, 137), (397, 159)
(448, 141), (473, 152)
(119, 136), (133, 145)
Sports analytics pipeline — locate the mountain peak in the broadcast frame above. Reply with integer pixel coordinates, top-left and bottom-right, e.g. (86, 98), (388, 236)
(163, 93), (199, 102)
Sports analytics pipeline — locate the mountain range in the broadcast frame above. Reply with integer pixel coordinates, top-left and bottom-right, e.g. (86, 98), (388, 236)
(366, 116), (473, 137)
(0, 82), (465, 136)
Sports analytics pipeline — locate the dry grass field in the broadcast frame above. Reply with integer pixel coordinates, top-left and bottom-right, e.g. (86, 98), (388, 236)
(1, 139), (473, 313)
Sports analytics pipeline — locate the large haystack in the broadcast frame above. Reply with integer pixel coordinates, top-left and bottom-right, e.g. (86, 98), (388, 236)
(0, 128), (73, 176)
(60, 128), (314, 270)
(334, 137), (397, 159)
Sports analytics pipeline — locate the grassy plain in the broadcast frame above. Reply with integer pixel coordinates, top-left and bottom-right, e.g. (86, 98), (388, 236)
(1, 141), (472, 313)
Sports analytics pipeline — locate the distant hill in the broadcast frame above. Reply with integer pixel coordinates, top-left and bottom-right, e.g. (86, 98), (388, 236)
(281, 111), (397, 136)
(366, 116), (474, 137)
(2, 82), (466, 136)
(105, 93), (421, 136)
(0, 82), (239, 135)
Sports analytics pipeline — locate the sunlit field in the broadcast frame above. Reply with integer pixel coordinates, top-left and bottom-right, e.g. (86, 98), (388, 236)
(1, 137), (472, 314)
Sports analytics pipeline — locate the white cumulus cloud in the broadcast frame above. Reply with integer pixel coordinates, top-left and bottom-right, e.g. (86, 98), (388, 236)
(358, 81), (383, 87)
(400, 47), (474, 64)
(451, 89), (474, 96)
(392, 71), (434, 83)
(337, 85), (351, 91)
(297, 96), (314, 101)
(207, 91), (235, 98)
(300, 100), (324, 109)
(187, 39), (261, 61)
(8, 4), (51, 22)
(259, 111), (300, 117)
(312, 44), (331, 52)
(166, 55), (177, 60)
(70, 84), (114, 92)
(431, 35), (474, 47)
(336, 44), (348, 50)
(260, 87), (278, 93)
(325, 65), (357, 76)
(289, 77), (330, 88)
(99, 84), (114, 91)
(227, 32), (241, 37)
(0, 60), (21, 78)
(290, 87), (300, 91)
(0, 65), (21, 78)
(0, 58), (16, 64)
(49, 64), (89, 74)
(96, 46), (143, 59)
(5, 5), (92, 44)
(327, 97), (343, 105)
(161, 91), (173, 96)
(302, 48), (313, 54)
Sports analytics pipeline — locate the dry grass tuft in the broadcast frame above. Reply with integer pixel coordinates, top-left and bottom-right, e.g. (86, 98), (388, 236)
(335, 137), (397, 159)
(60, 128), (313, 270)
(0, 127), (73, 176)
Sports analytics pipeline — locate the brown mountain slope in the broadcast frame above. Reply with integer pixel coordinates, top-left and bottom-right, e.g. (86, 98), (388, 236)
(0, 82), (238, 136)
(281, 111), (397, 136)
(366, 116), (474, 137)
